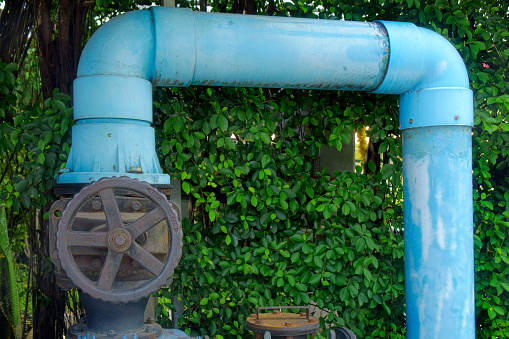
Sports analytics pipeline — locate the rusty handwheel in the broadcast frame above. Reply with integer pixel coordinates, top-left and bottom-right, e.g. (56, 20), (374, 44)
(55, 177), (182, 303)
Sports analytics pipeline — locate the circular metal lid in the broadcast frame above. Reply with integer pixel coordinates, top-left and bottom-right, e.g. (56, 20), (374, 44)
(246, 306), (319, 337)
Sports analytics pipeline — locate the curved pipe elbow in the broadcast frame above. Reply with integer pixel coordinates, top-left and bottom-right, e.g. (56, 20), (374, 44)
(372, 21), (469, 94)
(74, 10), (156, 122)
(77, 10), (155, 79)
(372, 21), (473, 130)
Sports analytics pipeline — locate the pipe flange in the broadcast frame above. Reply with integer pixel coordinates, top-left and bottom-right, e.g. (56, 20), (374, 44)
(56, 177), (182, 303)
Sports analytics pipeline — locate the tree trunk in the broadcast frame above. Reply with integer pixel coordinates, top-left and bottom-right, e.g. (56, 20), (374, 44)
(31, 1), (91, 338)
(34, 0), (89, 98)
(0, 0), (34, 65)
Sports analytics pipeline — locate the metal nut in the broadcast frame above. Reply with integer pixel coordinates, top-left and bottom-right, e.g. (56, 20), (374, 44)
(91, 258), (102, 268)
(409, 119), (413, 124)
(132, 201), (142, 211)
(92, 200), (102, 210)
(454, 115), (459, 120)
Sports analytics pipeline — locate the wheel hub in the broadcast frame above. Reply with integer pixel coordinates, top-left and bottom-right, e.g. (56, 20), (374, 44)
(109, 229), (132, 252)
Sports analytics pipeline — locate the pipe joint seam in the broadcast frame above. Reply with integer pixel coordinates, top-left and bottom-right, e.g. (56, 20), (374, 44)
(372, 21), (470, 94)
(400, 87), (474, 130)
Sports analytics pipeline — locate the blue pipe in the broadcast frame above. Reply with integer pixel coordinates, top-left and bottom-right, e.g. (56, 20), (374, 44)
(62, 8), (390, 185)
(373, 21), (474, 338)
(63, 7), (474, 338)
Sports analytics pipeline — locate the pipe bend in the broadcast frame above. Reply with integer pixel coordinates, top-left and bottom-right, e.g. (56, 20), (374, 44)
(77, 10), (155, 80)
(372, 21), (469, 94)
(372, 21), (473, 130)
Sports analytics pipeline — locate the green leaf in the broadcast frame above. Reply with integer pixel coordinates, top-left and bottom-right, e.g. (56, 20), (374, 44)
(200, 298), (209, 305)
(260, 213), (271, 225)
(52, 99), (66, 112)
(5, 63), (17, 71)
(313, 256), (324, 267)
(4, 139), (14, 152)
(20, 192), (30, 209)
(261, 154), (270, 168)
(295, 283), (307, 292)
(224, 214), (238, 223)
(340, 287), (349, 301)
(219, 115), (229, 132)
(259, 132), (271, 144)
(182, 181), (191, 194)
(323, 205), (332, 219)
(173, 116), (183, 131)
(16, 180), (28, 192)
(37, 153), (45, 165)
(161, 140), (171, 155)
(309, 274), (321, 285)
(224, 137), (236, 150)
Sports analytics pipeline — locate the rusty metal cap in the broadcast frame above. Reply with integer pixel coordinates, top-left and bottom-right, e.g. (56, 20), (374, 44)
(246, 306), (319, 337)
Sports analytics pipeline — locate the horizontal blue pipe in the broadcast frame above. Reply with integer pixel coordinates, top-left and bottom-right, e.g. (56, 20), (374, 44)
(78, 7), (390, 92)
(176, 10), (388, 90)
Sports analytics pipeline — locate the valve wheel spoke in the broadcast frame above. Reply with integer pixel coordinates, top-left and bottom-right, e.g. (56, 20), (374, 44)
(127, 208), (166, 238)
(127, 243), (164, 276)
(67, 231), (108, 247)
(99, 188), (123, 231)
(97, 251), (123, 290)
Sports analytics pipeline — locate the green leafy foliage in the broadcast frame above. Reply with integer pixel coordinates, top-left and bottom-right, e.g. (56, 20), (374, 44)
(0, 57), (73, 315)
(0, 60), (72, 216)
(0, 206), (22, 338)
(155, 84), (404, 337)
(150, 0), (509, 337)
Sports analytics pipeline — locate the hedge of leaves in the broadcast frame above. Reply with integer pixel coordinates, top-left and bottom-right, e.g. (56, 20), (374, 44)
(0, 60), (72, 245)
(155, 87), (404, 338)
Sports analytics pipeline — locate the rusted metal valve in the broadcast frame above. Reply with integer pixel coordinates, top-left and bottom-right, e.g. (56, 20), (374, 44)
(50, 177), (183, 303)
(246, 306), (319, 339)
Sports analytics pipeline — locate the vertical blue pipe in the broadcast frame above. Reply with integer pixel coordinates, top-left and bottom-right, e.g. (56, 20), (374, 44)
(402, 126), (474, 338)
(373, 21), (475, 338)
